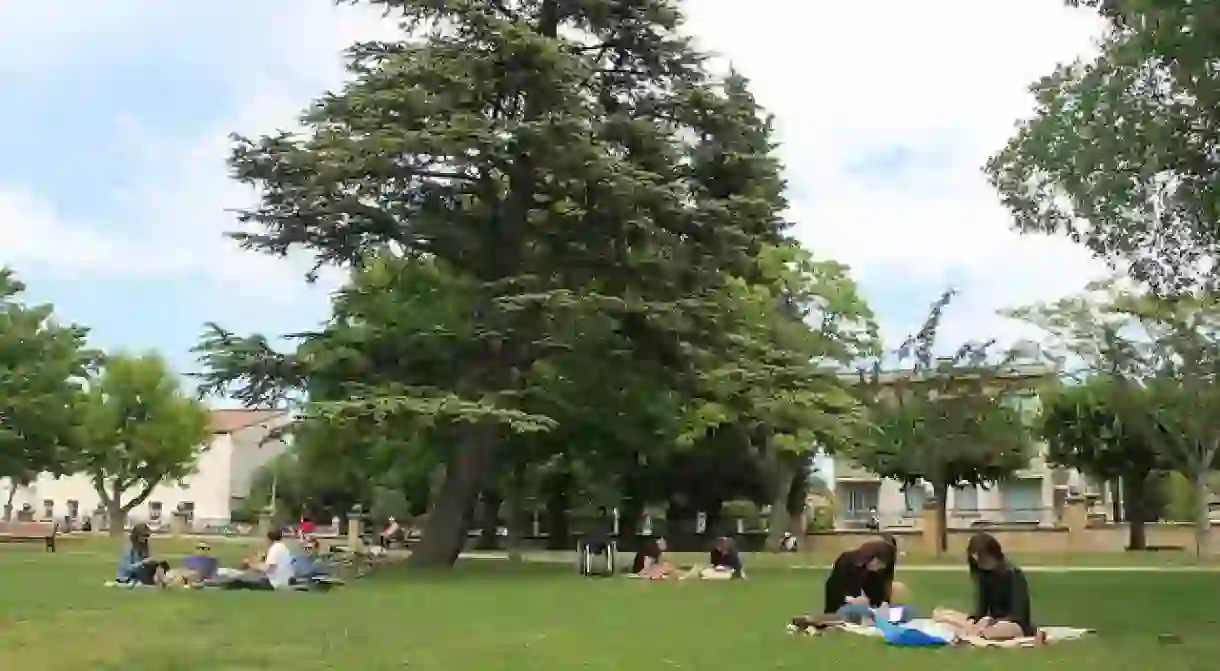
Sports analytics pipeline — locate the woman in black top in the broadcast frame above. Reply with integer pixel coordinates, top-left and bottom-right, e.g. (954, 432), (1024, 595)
(631, 537), (676, 579)
(964, 533), (1035, 640)
(789, 539), (897, 630)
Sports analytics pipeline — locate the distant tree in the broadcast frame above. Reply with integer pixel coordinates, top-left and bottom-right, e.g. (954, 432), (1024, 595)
(79, 352), (211, 535)
(0, 267), (97, 520)
(1040, 380), (1162, 549)
(849, 290), (1037, 554)
(1008, 278), (1220, 556)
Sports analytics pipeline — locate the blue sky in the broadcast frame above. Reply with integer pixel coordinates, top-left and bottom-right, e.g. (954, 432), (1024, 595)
(0, 0), (1110, 392)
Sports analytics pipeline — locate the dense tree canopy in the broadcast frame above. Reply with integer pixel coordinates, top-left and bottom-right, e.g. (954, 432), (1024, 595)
(989, 0), (1220, 292)
(80, 352), (212, 535)
(849, 290), (1036, 554)
(0, 267), (97, 518)
(1039, 380), (1162, 549)
(194, 0), (870, 566)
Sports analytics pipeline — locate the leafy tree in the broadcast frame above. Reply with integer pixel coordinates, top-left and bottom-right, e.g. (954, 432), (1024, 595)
(198, 0), (809, 568)
(0, 267), (97, 520)
(1039, 380), (1162, 549)
(849, 290), (1037, 554)
(80, 352), (212, 535)
(1008, 278), (1220, 556)
(988, 0), (1220, 293)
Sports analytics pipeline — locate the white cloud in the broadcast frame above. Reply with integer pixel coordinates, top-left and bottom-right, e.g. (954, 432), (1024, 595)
(683, 0), (1113, 346)
(2, 0), (1115, 338)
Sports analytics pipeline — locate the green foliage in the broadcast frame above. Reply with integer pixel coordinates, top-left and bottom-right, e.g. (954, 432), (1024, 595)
(848, 290), (1036, 551)
(0, 268), (98, 502)
(1008, 279), (1220, 553)
(851, 290), (1036, 491)
(1040, 380), (1162, 480)
(989, 0), (1220, 292)
(80, 352), (211, 519)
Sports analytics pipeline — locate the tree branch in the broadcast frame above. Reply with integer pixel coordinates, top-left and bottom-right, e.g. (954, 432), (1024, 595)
(121, 479), (163, 513)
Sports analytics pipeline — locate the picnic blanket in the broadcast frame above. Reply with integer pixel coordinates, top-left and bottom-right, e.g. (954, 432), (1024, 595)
(839, 619), (1093, 648)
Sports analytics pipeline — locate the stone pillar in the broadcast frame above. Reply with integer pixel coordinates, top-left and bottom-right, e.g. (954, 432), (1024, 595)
(91, 509), (106, 534)
(257, 511), (273, 537)
(920, 499), (942, 555)
(348, 505), (364, 550)
(1063, 495), (1088, 552)
(170, 511), (189, 537)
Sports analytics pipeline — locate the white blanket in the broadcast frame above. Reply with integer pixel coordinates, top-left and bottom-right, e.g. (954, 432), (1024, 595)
(839, 619), (1093, 648)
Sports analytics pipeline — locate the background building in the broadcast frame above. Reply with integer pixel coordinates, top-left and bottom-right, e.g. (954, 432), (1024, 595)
(832, 364), (1111, 528)
(0, 409), (291, 531)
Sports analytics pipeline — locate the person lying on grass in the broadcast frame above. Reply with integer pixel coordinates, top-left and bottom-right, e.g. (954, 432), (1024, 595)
(115, 523), (170, 586)
(680, 535), (745, 580)
(932, 532), (1036, 642)
(631, 537), (677, 579)
(788, 540), (898, 629)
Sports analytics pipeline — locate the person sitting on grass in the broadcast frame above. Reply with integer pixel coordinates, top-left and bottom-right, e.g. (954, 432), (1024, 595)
(788, 540), (897, 630)
(222, 529), (297, 591)
(929, 533), (1039, 642)
(114, 523), (169, 586)
(682, 535), (745, 580)
(631, 537), (677, 579)
(183, 542), (219, 582)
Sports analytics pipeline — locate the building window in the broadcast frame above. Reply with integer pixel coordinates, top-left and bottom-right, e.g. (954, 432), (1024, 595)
(178, 501), (195, 523)
(149, 502), (163, 522)
(903, 484), (928, 515)
(66, 500), (79, 520)
(42, 499), (54, 520)
(840, 483), (879, 521)
(954, 486), (979, 512)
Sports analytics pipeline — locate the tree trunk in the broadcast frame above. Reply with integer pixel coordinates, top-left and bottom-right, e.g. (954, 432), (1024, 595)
(477, 491), (502, 550)
(1123, 473), (1148, 551)
(1111, 478), (1123, 523)
(506, 464), (525, 562)
(934, 481), (949, 555)
(1192, 467), (1210, 560)
(766, 455), (798, 552)
(4, 484), (16, 522)
(408, 424), (496, 568)
(108, 501), (126, 538)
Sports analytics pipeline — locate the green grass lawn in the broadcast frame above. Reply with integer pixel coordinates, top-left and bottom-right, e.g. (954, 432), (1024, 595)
(2, 541), (1218, 670)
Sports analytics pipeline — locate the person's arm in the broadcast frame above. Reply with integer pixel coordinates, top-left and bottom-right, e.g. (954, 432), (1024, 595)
(1003, 568), (1033, 632)
(117, 547), (139, 579)
(968, 574), (989, 622)
(823, 556), (850, 613)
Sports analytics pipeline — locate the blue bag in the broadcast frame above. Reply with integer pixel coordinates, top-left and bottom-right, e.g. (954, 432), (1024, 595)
(874, 616), (950, 647)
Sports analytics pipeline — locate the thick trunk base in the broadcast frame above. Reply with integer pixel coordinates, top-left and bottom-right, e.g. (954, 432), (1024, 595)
(408, 426), (495, 569)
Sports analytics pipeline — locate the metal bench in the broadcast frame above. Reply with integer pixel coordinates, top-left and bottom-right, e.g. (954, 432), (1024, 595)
(0, 520), (61, 552)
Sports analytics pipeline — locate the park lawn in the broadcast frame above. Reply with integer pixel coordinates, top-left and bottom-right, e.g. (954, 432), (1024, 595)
(2, 544), (1218, 670)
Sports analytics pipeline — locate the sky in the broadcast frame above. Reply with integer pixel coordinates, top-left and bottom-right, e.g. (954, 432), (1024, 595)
(0, 0), (1112, 390)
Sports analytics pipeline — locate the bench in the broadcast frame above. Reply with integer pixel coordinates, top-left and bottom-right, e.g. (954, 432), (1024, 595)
(0, 520), (61, 552)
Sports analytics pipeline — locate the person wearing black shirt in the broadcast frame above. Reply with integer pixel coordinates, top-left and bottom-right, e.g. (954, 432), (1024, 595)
(683, 535), (746, 580)
(789, 540), (897, 630)
(963, 532), (1035, 640)
(631, 537), (675, 579)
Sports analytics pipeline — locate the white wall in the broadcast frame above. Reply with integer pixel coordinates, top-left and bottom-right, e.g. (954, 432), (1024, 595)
(2, 416), (291, 528)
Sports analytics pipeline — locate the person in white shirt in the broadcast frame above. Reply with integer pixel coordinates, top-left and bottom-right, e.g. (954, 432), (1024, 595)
(259, 529), (296, 590)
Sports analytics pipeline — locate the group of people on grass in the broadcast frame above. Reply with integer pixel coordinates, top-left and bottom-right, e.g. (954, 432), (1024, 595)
(114, 523), (332, 590)
(791, 532), (1038, 642)
(623, 528), (1037, 643)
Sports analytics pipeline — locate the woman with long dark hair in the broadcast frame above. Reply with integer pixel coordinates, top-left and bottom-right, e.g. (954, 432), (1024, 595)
(116, 523), (169, 586)
(630, 536), (676, 579)
(789, 539), (898, 630)
(963, 532), (1034, 639)
(930, 533), (1037, 641)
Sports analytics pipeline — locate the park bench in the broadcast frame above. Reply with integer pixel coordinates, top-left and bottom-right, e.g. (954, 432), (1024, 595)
(0, 520), (62, 552)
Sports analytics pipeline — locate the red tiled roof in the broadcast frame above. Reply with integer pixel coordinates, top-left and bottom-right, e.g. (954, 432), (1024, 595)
(209, 409), (286, 434)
